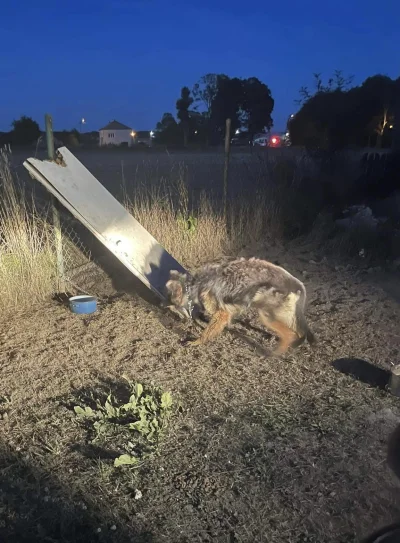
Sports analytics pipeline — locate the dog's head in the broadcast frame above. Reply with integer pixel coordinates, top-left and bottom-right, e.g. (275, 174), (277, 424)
(165, 270), (191, 319)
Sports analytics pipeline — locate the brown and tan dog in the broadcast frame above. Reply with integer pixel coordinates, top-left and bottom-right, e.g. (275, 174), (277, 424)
(165, 257), (316, 354)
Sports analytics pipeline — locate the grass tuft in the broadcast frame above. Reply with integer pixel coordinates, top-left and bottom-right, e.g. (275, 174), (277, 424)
(0, 147), (57, 309)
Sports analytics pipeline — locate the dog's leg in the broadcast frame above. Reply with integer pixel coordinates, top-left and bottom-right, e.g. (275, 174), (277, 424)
(187, 310), (230, 346)
(258, 311), (298, 354)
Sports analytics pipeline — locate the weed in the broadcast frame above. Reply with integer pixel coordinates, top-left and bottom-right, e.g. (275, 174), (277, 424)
(74, 379), (174, 467)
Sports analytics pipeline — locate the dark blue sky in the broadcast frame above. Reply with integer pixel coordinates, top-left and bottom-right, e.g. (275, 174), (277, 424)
(1, 0), (398, 133)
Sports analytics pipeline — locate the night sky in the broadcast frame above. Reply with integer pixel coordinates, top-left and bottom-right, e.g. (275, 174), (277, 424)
(1, 0), (399, 133)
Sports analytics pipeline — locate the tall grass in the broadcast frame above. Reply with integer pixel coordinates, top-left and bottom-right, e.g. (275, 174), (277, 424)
(124, 175), (283, 270)
(0, 147), (57, 310)
(1, 145), (353, 312)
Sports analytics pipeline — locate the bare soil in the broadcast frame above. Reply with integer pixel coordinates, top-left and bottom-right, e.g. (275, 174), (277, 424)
(1, 241), (400, 543)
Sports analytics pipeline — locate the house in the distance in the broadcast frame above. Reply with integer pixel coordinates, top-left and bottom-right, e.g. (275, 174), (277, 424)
(99, 120), (135, 147)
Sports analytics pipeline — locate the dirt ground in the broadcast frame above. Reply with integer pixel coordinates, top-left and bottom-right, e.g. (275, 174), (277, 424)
(1, 240), (400, 543)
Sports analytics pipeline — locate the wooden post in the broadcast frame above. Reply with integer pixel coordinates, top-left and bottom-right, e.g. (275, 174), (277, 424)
(389, 364), (400, 397)
(45, 114), (66, 292)
(223, 118), (231, 220)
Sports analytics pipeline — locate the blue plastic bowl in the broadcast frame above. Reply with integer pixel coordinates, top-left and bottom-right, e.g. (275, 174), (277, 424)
(69, 295), (97, 315)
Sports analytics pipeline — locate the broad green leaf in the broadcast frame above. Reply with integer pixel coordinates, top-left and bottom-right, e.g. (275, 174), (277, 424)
(135, 383), (143, 399)
(74, 406), (94, 418)
(161, 392), (173, 410)
(151, 418), (159, 428)
(122, 401), (136, 412)
(93, 421), (108, 434)
(74, 406), (86, 417)
(104, 397), (117, 418)
(129, 421), (145, 432)
(114, 454), (139, 467)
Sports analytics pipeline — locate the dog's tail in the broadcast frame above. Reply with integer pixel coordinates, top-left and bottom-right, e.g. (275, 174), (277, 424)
(294, 285), (316, 347)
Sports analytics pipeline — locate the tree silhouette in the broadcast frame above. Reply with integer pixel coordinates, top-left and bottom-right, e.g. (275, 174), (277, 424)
(155, 113), (181, 144)
(192, 73), (222, 117)
(241, 77), (274, 138)
(290, 73), (398, 149)
(176, 87), (194, 147)
(11, 116), (40, 145)
(210, 76), (274, 138)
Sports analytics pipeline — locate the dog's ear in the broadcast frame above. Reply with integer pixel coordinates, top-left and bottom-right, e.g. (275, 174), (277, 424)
(165, 278), (183, 305)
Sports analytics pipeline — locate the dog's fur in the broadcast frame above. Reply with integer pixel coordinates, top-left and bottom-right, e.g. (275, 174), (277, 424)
(165, 257), (316, 354)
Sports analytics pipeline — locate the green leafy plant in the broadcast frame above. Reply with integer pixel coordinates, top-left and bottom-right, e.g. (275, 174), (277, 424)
(74, 380), (174, 467)
(177, 212), (198, 235)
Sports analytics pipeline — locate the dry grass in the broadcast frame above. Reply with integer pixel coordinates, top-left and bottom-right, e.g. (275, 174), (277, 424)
(124, 176), (282, 270)
(0, 148), (58, 309)
(125, 179), (230, 269)
(0, 147), (284, 311)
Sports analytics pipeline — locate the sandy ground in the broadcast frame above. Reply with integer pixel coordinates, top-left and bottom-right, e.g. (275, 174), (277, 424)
(1, 241), (400, 542)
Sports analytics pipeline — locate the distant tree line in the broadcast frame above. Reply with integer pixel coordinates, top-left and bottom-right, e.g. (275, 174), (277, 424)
(0, 116), (41, 146)
(0, 116), (95, 147)
(3, 70), (399, 151)
(289, 71), (400, 150)
(155, 74), (274, 146)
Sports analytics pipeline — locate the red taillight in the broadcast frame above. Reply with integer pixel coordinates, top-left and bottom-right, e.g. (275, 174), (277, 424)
(270, 136), (280, 146)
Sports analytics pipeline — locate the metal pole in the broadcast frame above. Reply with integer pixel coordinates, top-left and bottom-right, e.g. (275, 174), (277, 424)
(45, 114), (65, 292)
(223, 118), (231, 220)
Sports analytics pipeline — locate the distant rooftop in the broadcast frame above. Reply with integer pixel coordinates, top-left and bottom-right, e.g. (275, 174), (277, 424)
(99, 120), (131, 131)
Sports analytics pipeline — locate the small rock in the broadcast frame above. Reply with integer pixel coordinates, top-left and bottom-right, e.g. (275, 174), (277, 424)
(134, 489), (142, 500)
(110, 525), (117, 531)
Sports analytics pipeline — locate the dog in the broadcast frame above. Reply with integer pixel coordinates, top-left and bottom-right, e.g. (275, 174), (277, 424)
(165, 257), (316, 354)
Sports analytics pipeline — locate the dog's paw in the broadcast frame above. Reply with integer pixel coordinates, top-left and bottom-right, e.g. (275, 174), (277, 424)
(180, 335), (200, 347)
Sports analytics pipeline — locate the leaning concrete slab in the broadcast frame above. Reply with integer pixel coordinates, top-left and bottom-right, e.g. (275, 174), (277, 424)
(23, 147), (186, 300)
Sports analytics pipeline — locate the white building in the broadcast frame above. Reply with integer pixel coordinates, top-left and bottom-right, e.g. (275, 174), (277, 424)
(99, 120), (135, 147)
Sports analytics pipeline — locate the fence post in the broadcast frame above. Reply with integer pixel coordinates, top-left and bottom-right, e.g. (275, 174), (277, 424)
(223, 118), (231, 220)
(45, 114), (66, 292)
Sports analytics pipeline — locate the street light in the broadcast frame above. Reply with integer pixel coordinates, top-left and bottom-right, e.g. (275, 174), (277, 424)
(79, 117), (86, 132)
